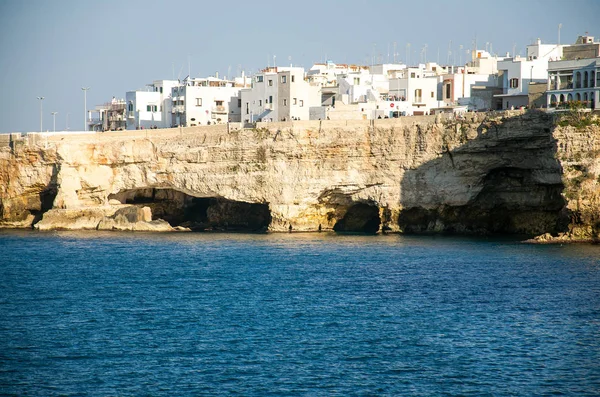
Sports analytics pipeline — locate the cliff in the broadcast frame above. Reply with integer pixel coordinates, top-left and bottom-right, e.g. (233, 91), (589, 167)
(1, 111), (598, 239)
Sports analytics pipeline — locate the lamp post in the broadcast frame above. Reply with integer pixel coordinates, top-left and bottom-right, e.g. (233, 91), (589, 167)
(81, 87), (90, 131)
(51, 112), (58, 132)
(558, 23), (562, 46)
(37, 96), (44, 132)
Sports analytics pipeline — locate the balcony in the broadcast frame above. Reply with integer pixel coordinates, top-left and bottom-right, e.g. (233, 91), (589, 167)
(212, 105), (227, 114)
(264, 103), (273, 110)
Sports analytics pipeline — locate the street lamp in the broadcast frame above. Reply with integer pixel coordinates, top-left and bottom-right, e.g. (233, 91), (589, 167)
(37, 96), (44, 132)
(51, 112), (58, 132)
(81, 87), (90, 131)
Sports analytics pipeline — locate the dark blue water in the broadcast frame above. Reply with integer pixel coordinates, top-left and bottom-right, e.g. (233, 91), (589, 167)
(0, 231), (599, 396)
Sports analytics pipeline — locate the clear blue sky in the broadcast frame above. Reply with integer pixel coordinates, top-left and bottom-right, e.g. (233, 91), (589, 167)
(0, 0), (597, 133)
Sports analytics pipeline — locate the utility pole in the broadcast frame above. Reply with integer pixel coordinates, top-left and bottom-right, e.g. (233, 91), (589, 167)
(37, 96), (44, 132)
(81, 87), (90, 131)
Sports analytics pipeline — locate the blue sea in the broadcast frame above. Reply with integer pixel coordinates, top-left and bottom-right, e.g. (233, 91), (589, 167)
(0, 230), (599, 396)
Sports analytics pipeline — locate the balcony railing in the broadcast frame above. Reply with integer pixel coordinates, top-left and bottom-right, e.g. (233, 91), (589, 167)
(212, 105), (227, 114)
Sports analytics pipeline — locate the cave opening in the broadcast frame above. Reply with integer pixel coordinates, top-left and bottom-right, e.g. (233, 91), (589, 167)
(398, 167), (567, 236)
(333, 203), (381, 234)
(30, 186), (58, 226)
(108, 188), (271, 232)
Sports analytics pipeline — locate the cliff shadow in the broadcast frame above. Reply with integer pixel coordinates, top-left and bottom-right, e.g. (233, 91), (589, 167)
(24, 164), (59, 228)
(398, 111), (568, 237)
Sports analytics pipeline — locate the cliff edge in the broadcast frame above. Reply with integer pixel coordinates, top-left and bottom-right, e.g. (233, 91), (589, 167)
(0, 111), (598, 239)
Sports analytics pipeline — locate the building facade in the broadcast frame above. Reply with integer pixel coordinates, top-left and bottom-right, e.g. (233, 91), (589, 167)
(546, 58), (599, 109)
(126, 80), (179, 130)
(171, 77), (245, 127)
(241, 67), (321, 122)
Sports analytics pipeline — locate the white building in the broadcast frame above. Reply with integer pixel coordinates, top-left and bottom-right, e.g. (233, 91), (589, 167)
(495, 39), (564, 109)
(171, 76), (247, 127)
(387, 65), (443, 116)
(442, 68), (500, 110)
(547, 57), (599, 109)
(88, 97), (127, 131)
(126, 80), (179, 130)
(241, 67), (321, 122)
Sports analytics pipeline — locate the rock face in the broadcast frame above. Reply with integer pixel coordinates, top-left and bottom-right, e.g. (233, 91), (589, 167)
(0, 112), (598, 239)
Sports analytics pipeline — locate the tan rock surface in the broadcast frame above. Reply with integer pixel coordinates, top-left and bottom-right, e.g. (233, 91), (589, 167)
(0, 112), (598, 238)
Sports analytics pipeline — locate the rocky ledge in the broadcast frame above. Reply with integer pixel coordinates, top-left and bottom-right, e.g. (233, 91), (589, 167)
(0, 111), (598, 239)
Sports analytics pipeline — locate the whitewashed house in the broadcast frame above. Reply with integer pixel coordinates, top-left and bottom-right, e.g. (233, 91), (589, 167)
(387, 65), (443, 116)
(240, 67), (321, 122)
(547, 58), (599, 109)
(126, 80), (179, 130)
(171, 76), (246, 127)
(495, 39), (564, 109)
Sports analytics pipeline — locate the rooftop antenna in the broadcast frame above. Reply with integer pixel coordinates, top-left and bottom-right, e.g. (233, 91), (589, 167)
(393, 41), (397, 63)
(288, 55), (292, 67)
(227, 65), (231, 80)
(177, 64), (184, 81)
(513, 43), (517, 57)
(406, 43), (411, 66)
(172, 62), (175, 80)
(372, 43), (376, 67)
(188, 53), (191, 79)
(387, 42), (390, 63)
(447, 40), (452, 66)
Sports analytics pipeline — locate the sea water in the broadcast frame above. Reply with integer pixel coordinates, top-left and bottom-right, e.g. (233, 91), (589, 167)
(0, 230), (599, 396)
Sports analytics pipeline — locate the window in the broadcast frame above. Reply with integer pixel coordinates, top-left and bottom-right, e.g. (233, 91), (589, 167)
(445, 83), (451, 98)
(238, 99), (242, 107)
(268, 79), (273, 86)
(259, 100), (262, 106)
(509, 78), (519, 88)
(147, 105), (151, 112)
(256, 75), (264, 83)
(146, 105), (157, 112)
(431, 91), (434, 98)
(283, 99), (287, 106)
(160, 87), (163, 94)
(246, 103), (249, 114)
(293, 98), (297, 105)
(299, 100), (304, 107)
(128, 103), (133, 111)
(291, 75), (295, 83)
(215, 100), (224, 106)
(196, 98), (202, 106)
(269, 95), (273, 104)
(281, 75), (287, 83)
(411, 72), (416, 78)
(354, 77), (360, 85)
(415, 89), (422, 102)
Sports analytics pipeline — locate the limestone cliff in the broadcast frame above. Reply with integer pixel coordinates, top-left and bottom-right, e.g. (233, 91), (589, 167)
(0, 111), (598, 239)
